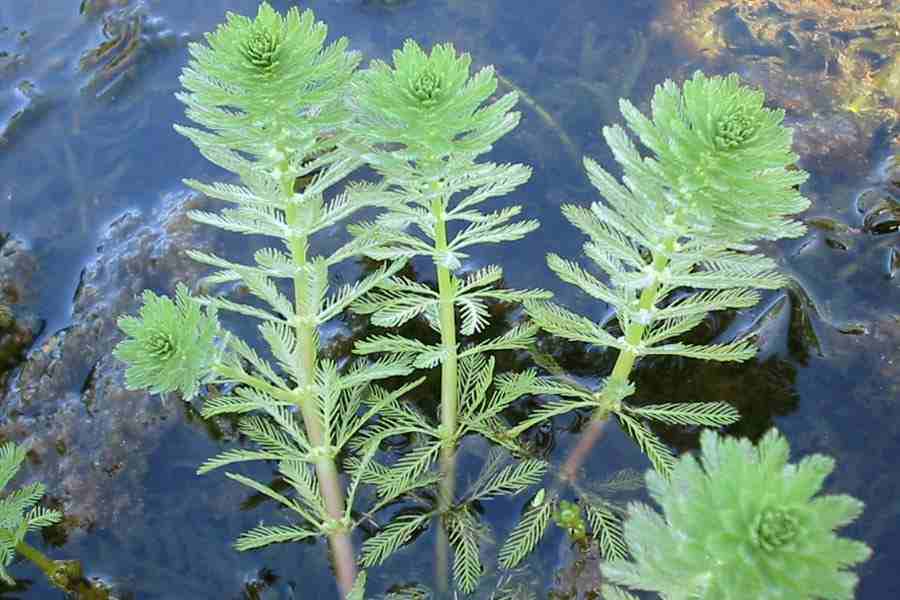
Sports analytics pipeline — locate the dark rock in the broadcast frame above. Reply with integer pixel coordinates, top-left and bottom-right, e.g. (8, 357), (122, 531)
(0, 235), (42, 383)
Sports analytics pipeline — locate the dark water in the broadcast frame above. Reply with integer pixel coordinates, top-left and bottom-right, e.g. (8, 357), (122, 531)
(1, 0), (898, 598)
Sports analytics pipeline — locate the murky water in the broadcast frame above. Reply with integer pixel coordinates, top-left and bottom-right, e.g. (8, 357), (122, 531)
(1, 0), (898, 598)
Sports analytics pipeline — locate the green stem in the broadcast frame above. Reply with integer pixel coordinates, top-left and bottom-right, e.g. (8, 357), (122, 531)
(431, 191), (458, 594)
(560, 231), (677, 481)
(13, 540), (75, 591)
(607, 249), (669, 386)
(285, 183), (357, 598)
(15, 540), (55, 580)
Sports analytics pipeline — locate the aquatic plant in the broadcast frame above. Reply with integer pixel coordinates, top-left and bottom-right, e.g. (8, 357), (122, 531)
(498, 71), (811, 568)
(601, 429), (871, 600)
(115, 3), (414, 596)
(113, 283), (222, 401)
(110, 2), (874, 598)
(0, 442), (64, 587)
(344, 39), (551, 593)
(521, 71), (810, 471)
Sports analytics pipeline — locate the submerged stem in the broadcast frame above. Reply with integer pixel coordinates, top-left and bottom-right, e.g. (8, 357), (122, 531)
(15, 540), (56, 581)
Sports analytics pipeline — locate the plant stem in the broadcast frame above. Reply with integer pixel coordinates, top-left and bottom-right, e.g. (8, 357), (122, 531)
(15, 540), (55, 579)
(432, 192), (458, 594)
(285, 190), (357, 598)
(496, 72), (580, 167)
(560, 237), (675, 482)
(13, 540), (75, 591)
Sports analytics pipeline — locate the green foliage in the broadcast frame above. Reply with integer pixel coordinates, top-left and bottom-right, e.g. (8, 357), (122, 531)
(497, 75), (810, 573)
(620, 72), (809, 242)
(117, 6), (411, 595)
(601, 586), (641, 600)
(500, 467), (635, 570)
(583, 501), (627, 561)
(520, 72), (811, 473)
(361, 513), (432, 569)
(553, 500), (587, 542)
(114, 283), (222, 401)
(356, 445), (547, 594)
(0, 443), (62, 585)
(348, 39), (520, 163)
(498, 490), (554, 569)
(176, 1), (359, 169)
(602, 429), (871, 600)
(174, 0), (416, 557)
(347, 39), (545, 272)
(503, 361), (692, 475)
(110, 3), (874, 598)
(344, 38), (549, 595)
(445, 507), (484, 594)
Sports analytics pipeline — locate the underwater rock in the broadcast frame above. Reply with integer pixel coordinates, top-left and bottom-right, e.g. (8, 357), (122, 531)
(733, 58), (817, 114)
(0, 233), (39, 305)
(0, 304), (42, 387)
(78, 2), (182, 100)
(0, 79), (52, 148)
(789, 110), (870, 178)
(0, 234), (42, 383)
(726, 58), (873, 178)
(549, 538), (605, 600)
(0, 190), (218, 530)
(0, 26), (37, 147)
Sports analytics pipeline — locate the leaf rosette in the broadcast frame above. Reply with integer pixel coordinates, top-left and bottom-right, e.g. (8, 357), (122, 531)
(114, 283), (222, 401)
(614, 71), (810, 242)
(348, 40), (520, 162)
(176, 2), (359, 170)
(602, 429), (872, 600)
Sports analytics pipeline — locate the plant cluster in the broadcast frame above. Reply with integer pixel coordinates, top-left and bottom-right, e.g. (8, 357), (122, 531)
(104, 3), (871, 599)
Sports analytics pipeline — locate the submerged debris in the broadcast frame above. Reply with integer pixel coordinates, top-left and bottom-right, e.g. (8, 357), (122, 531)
(663, 0), (900, 113)
(78, 2), (182, 99)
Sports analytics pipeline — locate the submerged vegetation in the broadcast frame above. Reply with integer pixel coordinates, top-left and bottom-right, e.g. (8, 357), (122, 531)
(0, 442), (67, 589)
(91, 1), (876, 598)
